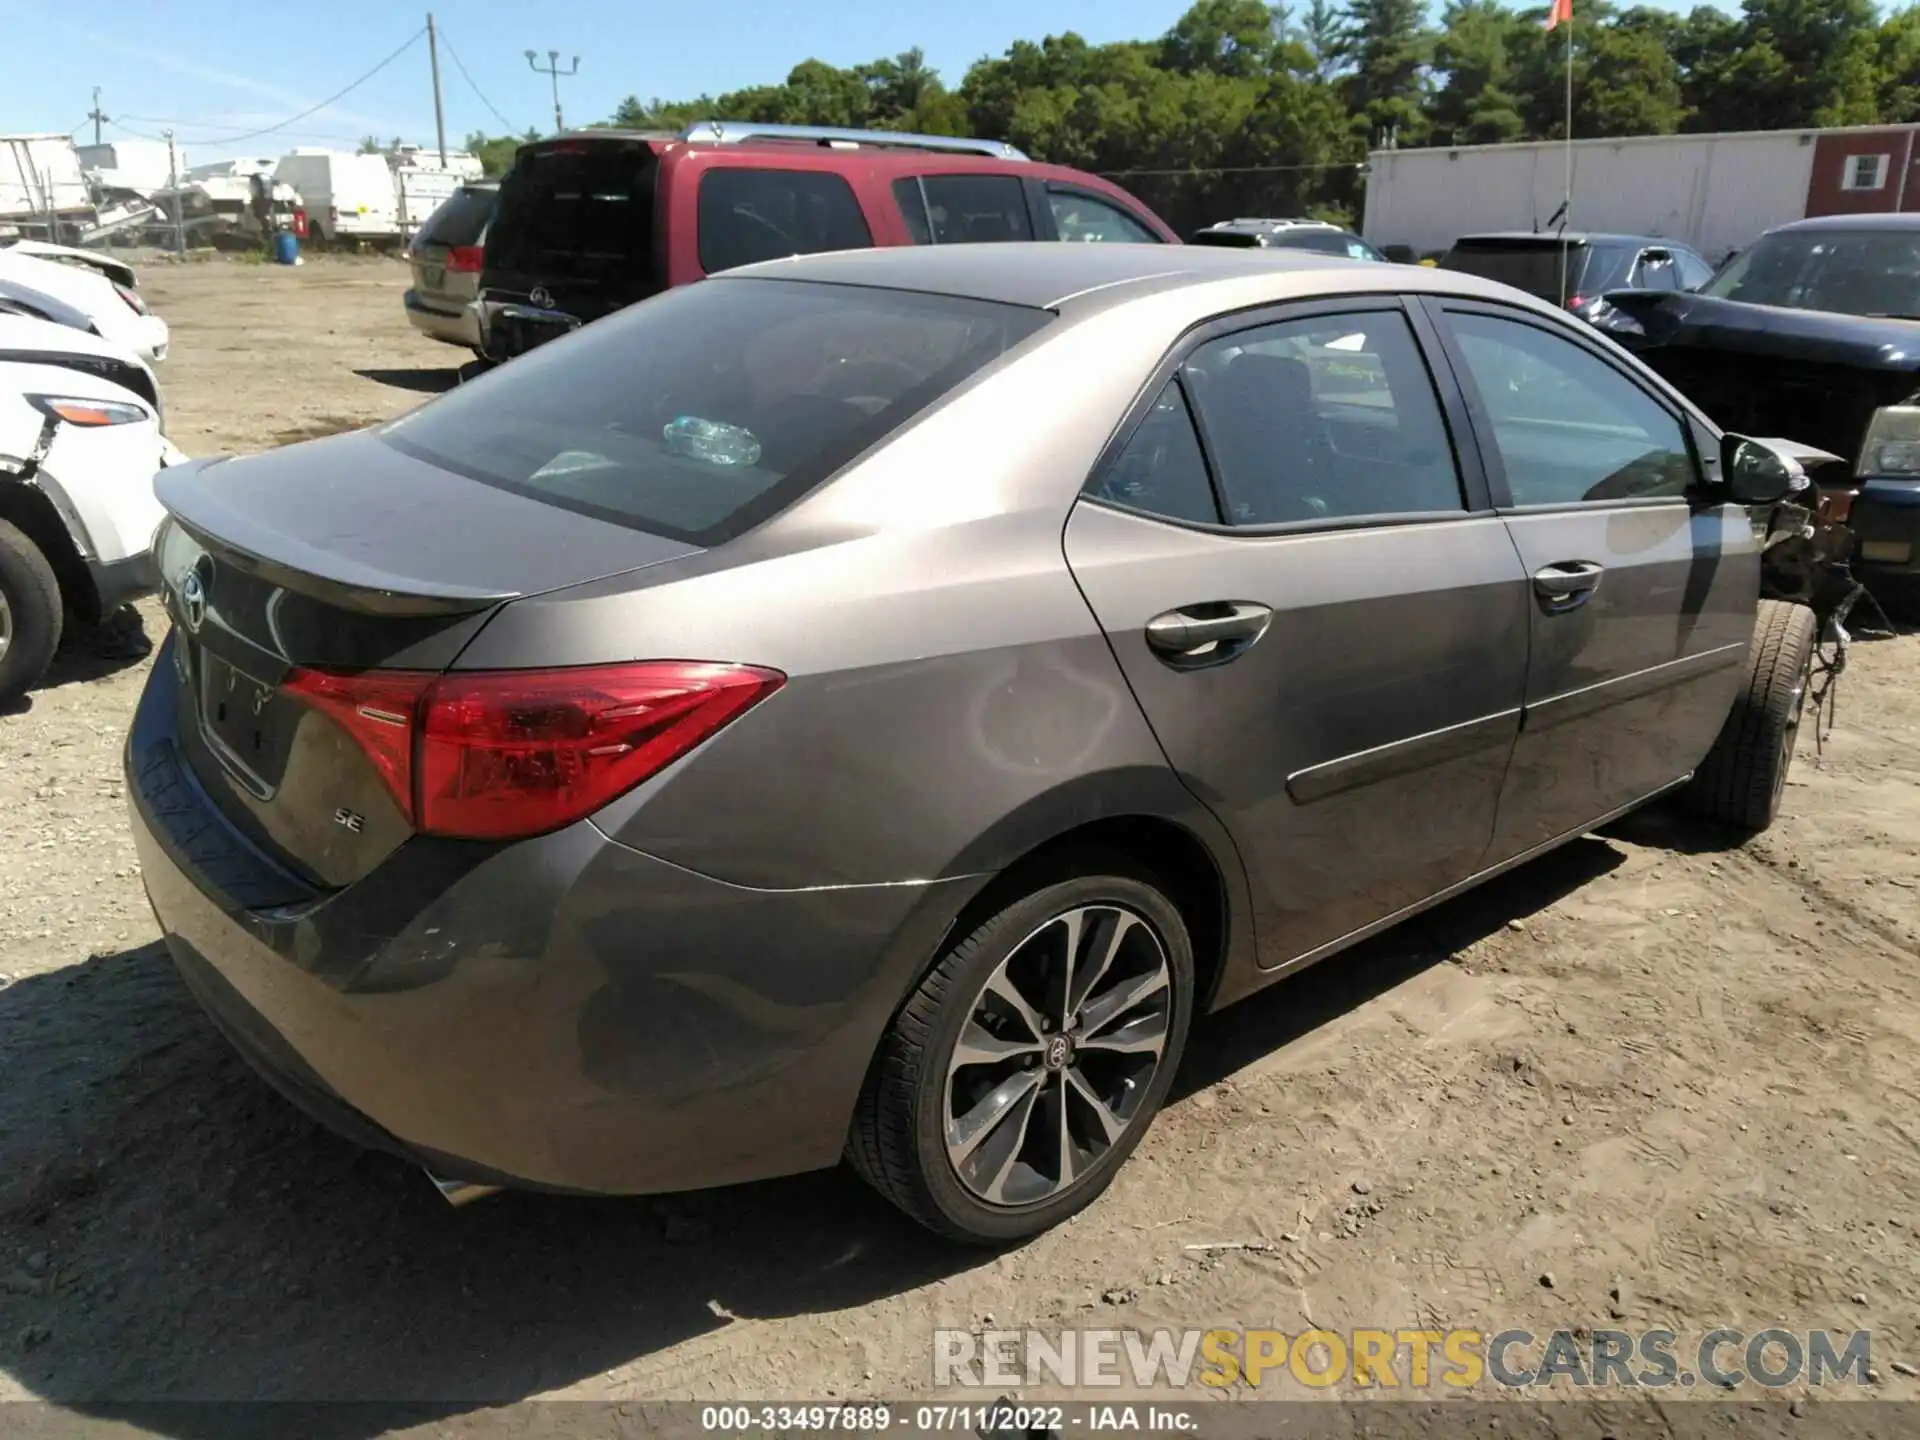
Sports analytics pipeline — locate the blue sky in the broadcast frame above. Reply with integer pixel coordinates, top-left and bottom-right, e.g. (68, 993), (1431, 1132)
(5, 0), (1713, 165)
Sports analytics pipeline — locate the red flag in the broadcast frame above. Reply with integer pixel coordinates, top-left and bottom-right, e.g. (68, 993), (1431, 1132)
(1545, 0), (1572, 28)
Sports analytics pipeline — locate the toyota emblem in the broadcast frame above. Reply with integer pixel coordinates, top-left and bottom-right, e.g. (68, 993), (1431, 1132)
(529, 286), (553, 309)
(179, 569), (206, 633)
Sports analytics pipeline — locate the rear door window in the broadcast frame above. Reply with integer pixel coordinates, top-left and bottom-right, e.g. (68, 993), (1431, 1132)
(1086, 382), (1221, 524)
(894, 174), (1034, 244)
(697, 168), (874, 274)
(380, 278), (1051, 545)
(1183, 310), (1465, 525)
(1046, 189), (1159, 244)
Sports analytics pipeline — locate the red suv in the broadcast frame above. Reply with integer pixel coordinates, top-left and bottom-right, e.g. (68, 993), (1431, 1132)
(476, 120), (1180, 361)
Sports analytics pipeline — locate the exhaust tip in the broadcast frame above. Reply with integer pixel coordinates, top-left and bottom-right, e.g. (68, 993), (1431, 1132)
(427, 1172), (502, 1207)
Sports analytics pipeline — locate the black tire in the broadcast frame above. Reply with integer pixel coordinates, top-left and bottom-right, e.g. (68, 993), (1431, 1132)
(0, 519), (63, 707)
(1687, 599), (1817, 831)
(848, 856), (1195, 1244)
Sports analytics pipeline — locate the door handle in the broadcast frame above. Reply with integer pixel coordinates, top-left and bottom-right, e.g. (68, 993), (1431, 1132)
(1144, 601), (1272, 668)
(1532, 561), (1604, 613)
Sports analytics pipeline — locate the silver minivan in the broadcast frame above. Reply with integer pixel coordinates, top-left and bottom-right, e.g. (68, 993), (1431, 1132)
(402, 182), (497, 355)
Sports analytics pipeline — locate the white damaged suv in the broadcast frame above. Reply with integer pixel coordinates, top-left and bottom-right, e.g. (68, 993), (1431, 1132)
(0, 330), (183, 704)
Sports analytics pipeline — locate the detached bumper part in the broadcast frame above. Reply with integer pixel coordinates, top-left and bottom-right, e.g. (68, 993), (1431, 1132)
(87, 550), (160, 616)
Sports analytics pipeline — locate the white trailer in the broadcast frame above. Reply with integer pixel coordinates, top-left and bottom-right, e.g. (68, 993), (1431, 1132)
(1362, 129), (1821, 264)
(1, 135), (91, 232)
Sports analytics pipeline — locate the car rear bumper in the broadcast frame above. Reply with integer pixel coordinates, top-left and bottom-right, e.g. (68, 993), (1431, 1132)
(1851, 478), (1920, 580)
(125, 635), (981, 1197)
(403, 288), (481, 349)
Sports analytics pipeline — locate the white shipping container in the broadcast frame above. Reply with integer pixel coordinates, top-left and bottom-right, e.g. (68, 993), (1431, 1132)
(1362, 130), (1819, 264)
(77, 140), (186, 194)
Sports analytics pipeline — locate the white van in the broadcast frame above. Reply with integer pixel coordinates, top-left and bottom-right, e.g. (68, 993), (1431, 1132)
(273, 149), (401, 244)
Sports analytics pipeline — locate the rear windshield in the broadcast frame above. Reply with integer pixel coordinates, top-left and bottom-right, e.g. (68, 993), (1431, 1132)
(1268, 230), (1382, 260)
(487, 143), (656, 278)
(1441, 240), (1625, 301)
(1190, 230), (1261, 248)
(417, 185), (496, 246)
(1701, 228), (1920, 318)
(379, 278), (1052, 545)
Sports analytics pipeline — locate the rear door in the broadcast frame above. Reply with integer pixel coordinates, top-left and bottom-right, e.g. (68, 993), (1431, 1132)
(1421, 298), (1757, 862)
(1064, 298), (1533, 970)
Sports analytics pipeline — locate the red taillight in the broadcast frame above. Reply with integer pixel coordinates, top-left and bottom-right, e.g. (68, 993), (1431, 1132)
(113, 281), (148, 315)
(1566, 295), (1587, 311)
(447, 244), (484, 273)
(284, 661), (784, 841)
(283, 667), (435, 818)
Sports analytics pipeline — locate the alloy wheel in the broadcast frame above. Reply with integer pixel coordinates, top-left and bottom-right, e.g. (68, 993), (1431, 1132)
(942, 904), (1173, 1208)
(0, 586), (12, 666)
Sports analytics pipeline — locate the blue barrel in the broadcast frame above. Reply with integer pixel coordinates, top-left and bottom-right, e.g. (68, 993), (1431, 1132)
(272, 230), (299, 265)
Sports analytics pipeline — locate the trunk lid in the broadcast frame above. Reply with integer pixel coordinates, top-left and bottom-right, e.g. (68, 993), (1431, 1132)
(152, 432), (700, 889)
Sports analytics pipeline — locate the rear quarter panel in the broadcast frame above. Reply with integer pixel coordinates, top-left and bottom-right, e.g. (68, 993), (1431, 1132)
(454, 291), (1240, 893)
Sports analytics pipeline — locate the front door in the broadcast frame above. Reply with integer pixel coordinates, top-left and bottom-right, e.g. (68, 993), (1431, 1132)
(1422, 299), (1758, 862)
(1065, 299), (1533, 969)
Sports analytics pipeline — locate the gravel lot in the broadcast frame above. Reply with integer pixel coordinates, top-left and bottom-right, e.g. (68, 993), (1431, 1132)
(2, 256), (1919, 1427)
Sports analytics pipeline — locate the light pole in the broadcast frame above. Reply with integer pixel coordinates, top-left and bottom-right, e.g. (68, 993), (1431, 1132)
(525, 49), (580, 134)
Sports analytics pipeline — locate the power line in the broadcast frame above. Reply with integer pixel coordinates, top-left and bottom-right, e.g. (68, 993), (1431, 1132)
(1097, 160), (1366, 177)
(438, 27), (517, 132)
(153, 27), (427, 145)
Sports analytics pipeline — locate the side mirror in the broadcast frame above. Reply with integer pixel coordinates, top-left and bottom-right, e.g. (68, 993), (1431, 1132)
(1719, 434), (1815, 505)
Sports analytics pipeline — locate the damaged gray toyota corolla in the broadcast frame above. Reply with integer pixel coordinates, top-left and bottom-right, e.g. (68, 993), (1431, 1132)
(128, 242), (1812, 1244)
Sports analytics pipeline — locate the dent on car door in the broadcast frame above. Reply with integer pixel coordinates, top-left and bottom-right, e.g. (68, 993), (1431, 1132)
(1064, 299), (1533, 971)
(1423, 299), (1758, 860)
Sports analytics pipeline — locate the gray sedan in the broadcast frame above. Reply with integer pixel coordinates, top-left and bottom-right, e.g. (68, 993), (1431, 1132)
(127, 243), (1812, 1244)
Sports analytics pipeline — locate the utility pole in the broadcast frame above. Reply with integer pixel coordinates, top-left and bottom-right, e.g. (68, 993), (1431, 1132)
(87, 87), (109, 146)
(426, 14), (448, 167)
(165, 129), (185, 254)
(525, 49), (580, 134)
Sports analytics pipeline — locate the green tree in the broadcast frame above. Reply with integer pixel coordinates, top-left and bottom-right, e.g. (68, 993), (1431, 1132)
(1160, 0), (1286, 77)
(463, 129), (541, 177)
(1342, 0), (1434, 147)
(1430, 0), (1528, 143)
(1876, 6), (1920, 122)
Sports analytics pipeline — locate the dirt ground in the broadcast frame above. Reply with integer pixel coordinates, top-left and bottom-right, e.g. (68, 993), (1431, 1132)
(2, 255), (1919, 1428)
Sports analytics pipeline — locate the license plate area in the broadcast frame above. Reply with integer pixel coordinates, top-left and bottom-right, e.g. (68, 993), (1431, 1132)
(193, 646), (297, 800)
(498, 312), (577, 358)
